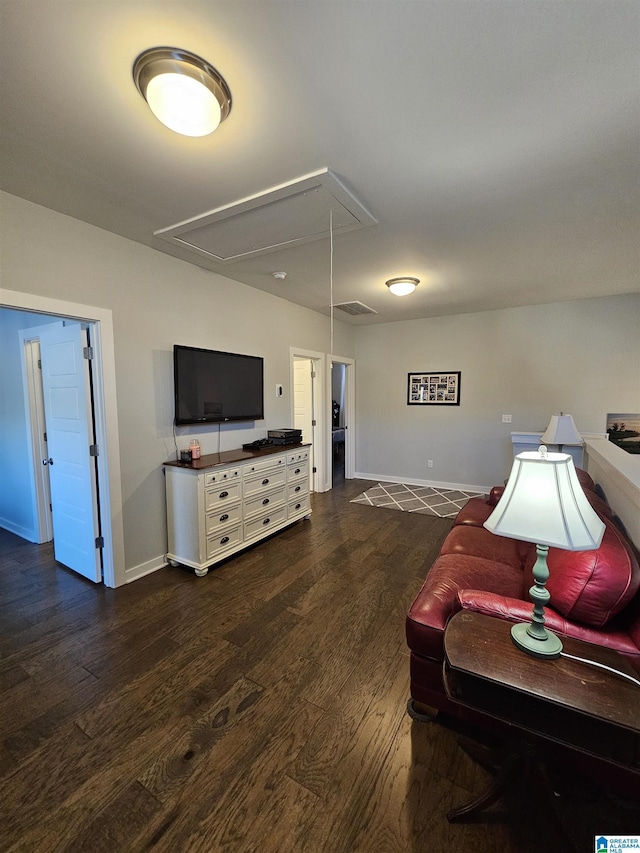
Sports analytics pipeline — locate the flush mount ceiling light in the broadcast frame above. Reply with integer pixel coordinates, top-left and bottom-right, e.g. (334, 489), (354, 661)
(133, 47), (231, 137)
(386, 277), (419, 296)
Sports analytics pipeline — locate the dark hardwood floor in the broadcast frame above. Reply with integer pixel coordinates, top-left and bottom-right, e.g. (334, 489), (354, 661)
(0, 479), (636, 852)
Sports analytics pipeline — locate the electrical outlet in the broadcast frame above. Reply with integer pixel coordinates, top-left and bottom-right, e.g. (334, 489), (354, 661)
(428, 459), (434, 468)
(502, 414), (512, 423)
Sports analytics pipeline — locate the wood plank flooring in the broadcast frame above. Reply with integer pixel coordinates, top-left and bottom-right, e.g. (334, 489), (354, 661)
(1, 478), (637, 852)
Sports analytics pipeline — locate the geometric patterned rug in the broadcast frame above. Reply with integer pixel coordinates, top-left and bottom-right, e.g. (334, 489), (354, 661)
(350, 482), (485, 519)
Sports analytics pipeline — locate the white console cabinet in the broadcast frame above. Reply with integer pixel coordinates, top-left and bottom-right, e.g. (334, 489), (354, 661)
(164, 445), (311, 576)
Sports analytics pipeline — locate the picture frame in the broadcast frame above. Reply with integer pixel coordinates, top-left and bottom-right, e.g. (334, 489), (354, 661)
(606, 413), (640, 455)
(407, 371), (461, 406)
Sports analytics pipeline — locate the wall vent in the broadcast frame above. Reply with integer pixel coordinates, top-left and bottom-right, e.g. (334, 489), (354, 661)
(333, 301), (378, 316)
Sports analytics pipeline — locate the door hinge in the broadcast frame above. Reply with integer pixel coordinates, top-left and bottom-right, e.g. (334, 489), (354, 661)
(311, 371), (316, 378)
(313, 466), (317, 473)
(89, 444), (99, 457)
(95, 536), (104, 549)
(43, 431), (47, 442)
(311, 419), (317, 426)
(37, 358), (42, 369)
(83, 346), (94, 360)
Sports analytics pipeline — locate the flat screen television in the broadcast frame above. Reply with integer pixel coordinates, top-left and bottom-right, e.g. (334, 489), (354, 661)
(174, 345), (264, 425)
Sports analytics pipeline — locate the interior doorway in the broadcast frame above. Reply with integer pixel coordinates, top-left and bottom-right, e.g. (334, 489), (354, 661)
(0, 291), (125, 587)
(293, 357), (315, 477)
(331, 356), (355, 486)
(19, 321), (103, 582)
(290, 347), (328, 493)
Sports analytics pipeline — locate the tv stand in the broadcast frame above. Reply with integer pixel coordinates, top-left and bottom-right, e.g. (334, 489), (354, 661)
(164, 444), (311, 576)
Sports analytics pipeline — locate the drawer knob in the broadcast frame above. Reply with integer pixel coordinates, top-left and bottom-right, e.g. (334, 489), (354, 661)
(263, 517), (270, 525)
(294, 468), (301, 474)
(262, 478), (269, 485)
(295, 486), (301, 493)
(262, 498), (269, 505)
(295, 503), (301, 510)
(220, 536), (230, 545)
(219, 491), (229, 499)
(219, 513), (229, 522)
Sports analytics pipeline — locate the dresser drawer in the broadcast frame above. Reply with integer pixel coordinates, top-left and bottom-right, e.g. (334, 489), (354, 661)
(287, 461), (308, 483)
(243, 467), (286, 498)
(287, 449), (309, 465)
(206, 526), (242, 559)
(242, 455), (286, 478)
(244, 487), (286, 520)
(288, 494), (310, 517)
(205, 481), (241, 510)
(244, 505), (287, 540)
(205, 504), (242, 535)
(287, 480), (308, 501)
(204, 468), (240, 486)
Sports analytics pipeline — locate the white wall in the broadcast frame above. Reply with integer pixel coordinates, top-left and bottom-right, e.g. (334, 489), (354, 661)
(353, 293), (640, 492)
(0, 191), (354, 580)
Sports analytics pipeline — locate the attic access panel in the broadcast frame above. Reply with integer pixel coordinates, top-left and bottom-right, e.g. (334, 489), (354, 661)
(154, 169), (376, 263)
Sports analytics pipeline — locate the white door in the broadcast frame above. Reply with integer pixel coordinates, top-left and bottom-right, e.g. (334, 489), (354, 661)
(293, 358), (315, 479)
(39, 323), (102, 582)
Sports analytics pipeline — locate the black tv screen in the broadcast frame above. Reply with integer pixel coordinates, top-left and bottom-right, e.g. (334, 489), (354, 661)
(174, 345), (264, 425)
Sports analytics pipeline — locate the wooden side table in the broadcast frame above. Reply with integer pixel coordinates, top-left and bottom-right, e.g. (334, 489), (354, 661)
(443, 611), (640, 824)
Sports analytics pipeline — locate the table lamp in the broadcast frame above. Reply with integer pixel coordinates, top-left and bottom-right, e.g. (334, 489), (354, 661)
(541, 412), (583, 453)
(484, 446), (605, 658)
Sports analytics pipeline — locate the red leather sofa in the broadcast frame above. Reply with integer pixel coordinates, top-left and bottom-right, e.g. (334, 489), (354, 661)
(406, 468), (640, 718)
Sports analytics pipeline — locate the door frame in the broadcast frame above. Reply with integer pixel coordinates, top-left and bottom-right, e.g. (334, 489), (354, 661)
(1, 288), (125, 587)
(289, 347), (328, 493)
(330, 355), (355, 482)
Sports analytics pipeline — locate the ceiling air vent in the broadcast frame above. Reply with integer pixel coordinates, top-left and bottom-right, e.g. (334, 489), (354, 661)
(333, 301), (378, 316)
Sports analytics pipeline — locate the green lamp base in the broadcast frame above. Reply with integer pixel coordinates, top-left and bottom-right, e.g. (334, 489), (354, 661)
(511, 622), (563, 659)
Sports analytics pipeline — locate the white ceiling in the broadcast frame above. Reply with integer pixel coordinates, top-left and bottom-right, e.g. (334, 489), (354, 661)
(1, 1), (638, 325)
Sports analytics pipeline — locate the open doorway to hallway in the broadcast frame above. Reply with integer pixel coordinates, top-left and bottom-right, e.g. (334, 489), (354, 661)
(331, 356), (355, 488)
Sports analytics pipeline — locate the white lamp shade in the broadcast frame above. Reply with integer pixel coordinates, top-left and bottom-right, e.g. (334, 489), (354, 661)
(541, 413), (583, 446)
(484, 450), (605, 550)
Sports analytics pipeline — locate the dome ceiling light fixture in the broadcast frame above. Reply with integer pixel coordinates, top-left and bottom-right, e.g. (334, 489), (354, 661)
(386, 277), (419, 296)
(133, 47), (232, 137)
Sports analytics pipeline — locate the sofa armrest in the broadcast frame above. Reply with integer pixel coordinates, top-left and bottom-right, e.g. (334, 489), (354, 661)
(456, 590), (640, 669)
(456, 590), (534, 624)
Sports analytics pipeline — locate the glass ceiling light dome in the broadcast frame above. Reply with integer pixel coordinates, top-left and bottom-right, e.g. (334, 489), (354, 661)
(133, 47), (232, 137)
(386, 277), (419, 296)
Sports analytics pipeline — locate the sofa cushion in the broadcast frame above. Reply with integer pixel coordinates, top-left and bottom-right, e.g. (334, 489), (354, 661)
(524, 516), (640, 628)
(575, 467), (596, 493)
(584, 489), (613, 519)
(441, 524), (533, 569)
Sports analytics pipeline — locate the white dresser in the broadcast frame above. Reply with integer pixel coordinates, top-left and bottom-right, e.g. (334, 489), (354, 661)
(164, 445), (311, 576)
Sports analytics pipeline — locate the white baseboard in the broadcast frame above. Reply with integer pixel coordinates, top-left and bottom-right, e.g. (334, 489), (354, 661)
(354, 472), (490, 494)
(0, 518), (37, 542)
(124, 554), (168, 584)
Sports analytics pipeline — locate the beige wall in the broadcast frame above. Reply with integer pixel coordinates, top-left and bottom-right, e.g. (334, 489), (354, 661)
(353, 293), (640, 492)
(0, 191), (354, 578)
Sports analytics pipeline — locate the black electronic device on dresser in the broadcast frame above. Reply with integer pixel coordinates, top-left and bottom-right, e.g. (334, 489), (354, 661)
(268, 429), (302, 445)
(242, 438), (274, 450)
